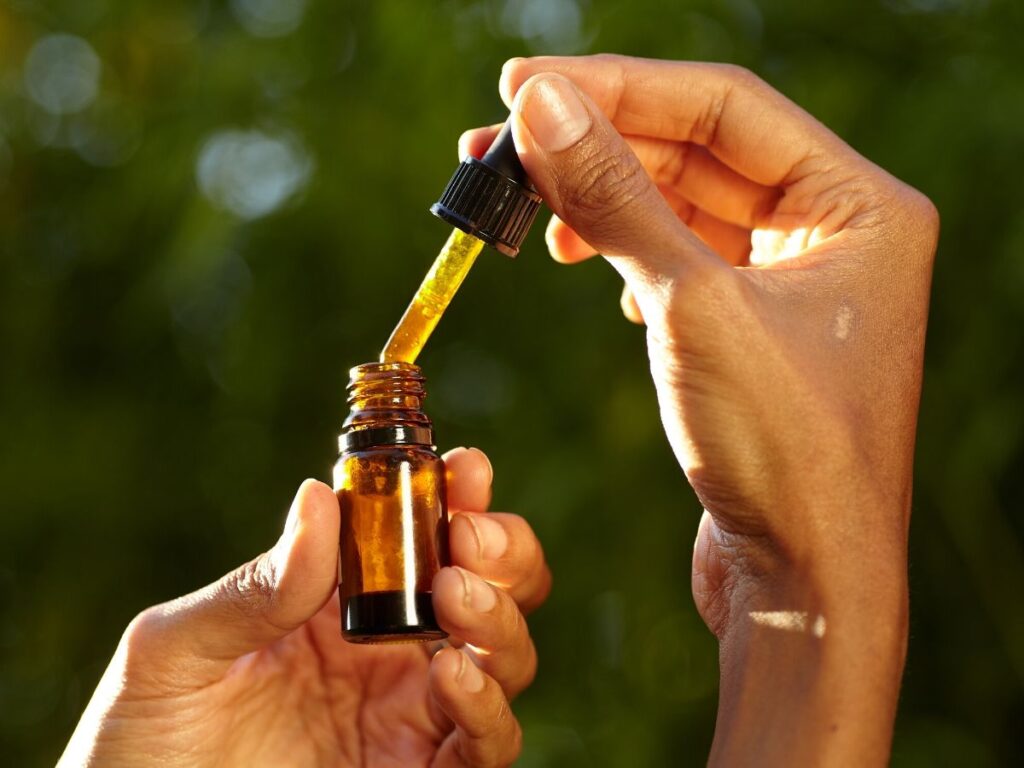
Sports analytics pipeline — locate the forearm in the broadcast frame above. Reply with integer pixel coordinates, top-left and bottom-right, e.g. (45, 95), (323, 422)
(710, 562), (908, 767)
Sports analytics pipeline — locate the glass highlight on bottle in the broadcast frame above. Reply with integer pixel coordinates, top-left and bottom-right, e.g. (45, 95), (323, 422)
(333, 362), (449, 643)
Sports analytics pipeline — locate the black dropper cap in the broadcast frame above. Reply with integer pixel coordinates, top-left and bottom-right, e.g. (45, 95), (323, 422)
(430, 117), (542, 257)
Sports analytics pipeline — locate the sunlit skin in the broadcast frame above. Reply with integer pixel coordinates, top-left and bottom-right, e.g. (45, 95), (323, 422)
(461, 55), (939, 766)
(59, 448), (551, 767)
(59, 54), (937, 767)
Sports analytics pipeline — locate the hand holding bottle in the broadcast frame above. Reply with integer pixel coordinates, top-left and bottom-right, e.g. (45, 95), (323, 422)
(467, 54), (938, 766)
(59, 447), (549, 768)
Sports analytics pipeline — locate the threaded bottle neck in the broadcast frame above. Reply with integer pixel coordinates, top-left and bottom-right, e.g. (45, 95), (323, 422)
(340, 362), (434, 452)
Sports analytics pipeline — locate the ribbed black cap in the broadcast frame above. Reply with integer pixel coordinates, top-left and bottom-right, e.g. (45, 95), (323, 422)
(430, 118), (542, 257)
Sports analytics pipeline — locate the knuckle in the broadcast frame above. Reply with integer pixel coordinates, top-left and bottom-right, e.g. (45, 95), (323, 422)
(500, 58), (529, 96)
(589, 51), (629, 70)
(120, 606), (164, 667)
(905, 189), (940, 238)
(516, 522), (543, 570)
(691, 65), (762, 147)
(529, 564), (553, 612)
(724, 63), (765, 88)
(500, 56), (523, 78)
(519, 637), (539, 691)
(223, 554), (279, 620)
(493, 697), (518, 743)
(562, 142), (650, 227)
(717, 63), (762, 89)
(880, 183), (940, 262)
(506, 720), (524, 766)
(540, 564), (554, 601)
(511, 533), (548, 598)
(505, 595), (526, 639)
(693, 98), (727, 148)
(454, 737), (474, 767)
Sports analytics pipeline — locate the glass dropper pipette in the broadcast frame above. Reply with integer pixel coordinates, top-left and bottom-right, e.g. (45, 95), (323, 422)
(379, 119), (541, 364)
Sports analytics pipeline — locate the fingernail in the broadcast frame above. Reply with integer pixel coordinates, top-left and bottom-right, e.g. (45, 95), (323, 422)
(457, 649), (485, 693)
(468, 446), (493, 486)
(457, 567), (497, 613)
(469, 515), (508, 560)
(270, 484), (307, 571)
(545, 215), (561, 251)
(517, 75), (592, 153)
(458, 131), (473, 161)
(283, 491), (304, 540)
(499, 57), (525, 101)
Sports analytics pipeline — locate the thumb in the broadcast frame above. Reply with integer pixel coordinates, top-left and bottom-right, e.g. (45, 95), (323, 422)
(123, 479), (340, 685)
(509, 73), (716, 292)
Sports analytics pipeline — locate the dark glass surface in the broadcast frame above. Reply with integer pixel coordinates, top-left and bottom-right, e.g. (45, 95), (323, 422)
(342, 590), (445, 644)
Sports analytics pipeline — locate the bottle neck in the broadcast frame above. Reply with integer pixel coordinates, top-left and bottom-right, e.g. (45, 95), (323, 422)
(340, 362), (434, 452)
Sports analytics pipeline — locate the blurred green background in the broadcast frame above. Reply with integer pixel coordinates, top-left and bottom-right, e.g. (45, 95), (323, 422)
(2, 0), (1023, 765)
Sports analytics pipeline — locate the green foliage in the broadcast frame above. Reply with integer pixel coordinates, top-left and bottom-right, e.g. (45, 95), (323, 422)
(1, 0), (1022, 764)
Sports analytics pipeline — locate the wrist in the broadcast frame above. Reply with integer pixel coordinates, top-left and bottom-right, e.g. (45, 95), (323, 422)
(747, 466), (911, 630)
(711, 534), (908, 767)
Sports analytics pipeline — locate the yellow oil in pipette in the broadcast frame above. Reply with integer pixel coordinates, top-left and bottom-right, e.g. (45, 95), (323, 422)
(380, 228), (486, 363)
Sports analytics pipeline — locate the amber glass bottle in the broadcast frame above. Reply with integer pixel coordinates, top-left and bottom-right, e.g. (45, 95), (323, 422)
(334, 361), (449, 643)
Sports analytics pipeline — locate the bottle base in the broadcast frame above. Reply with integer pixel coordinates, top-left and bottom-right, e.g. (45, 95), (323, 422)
(341, 590), (447, 644)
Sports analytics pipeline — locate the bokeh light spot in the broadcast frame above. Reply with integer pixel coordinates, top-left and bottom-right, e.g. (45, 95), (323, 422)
(500, 0), (588, 53)
(196, 129), (312, 219)
(230, 0), (308, 38)
(23, 34), (101, 115)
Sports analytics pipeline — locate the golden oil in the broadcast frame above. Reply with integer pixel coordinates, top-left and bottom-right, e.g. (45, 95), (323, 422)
(379, 228), (486, 364)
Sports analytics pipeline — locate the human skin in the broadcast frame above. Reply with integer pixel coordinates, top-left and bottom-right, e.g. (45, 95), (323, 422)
(463, 55), (938, 766)
(59, 447), (551, 768)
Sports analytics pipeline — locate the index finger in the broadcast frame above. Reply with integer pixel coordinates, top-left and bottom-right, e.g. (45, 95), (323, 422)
(499, 54), (853, 187)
